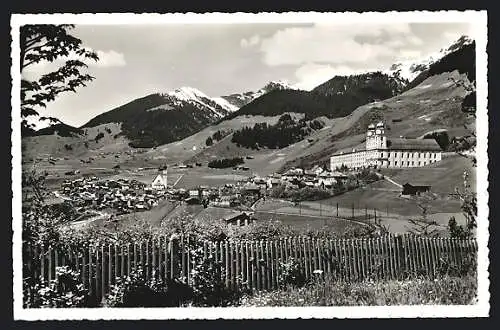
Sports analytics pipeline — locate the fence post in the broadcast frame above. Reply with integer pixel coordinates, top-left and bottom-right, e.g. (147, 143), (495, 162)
(374, 209), (377, 224)
(336, 203), (339, 217)
(352, 203), (354, 219)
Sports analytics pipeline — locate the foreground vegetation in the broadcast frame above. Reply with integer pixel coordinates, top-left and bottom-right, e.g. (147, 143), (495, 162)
(240, 274), (477, 306)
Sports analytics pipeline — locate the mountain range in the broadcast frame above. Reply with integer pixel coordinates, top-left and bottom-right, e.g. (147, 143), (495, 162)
(25, 36), (475, 154)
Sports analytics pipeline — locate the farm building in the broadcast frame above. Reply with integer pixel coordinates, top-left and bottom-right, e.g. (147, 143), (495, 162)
(330, 121), (442, 170)
(401, 183), (431, 196)
(223, 211), (254, 226)
(267, 177), (281, 189)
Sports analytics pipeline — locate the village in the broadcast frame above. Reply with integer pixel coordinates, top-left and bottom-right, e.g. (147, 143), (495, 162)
(54, 163), (363, 223)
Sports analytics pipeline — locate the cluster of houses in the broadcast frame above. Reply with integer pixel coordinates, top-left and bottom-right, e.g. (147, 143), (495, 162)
(59, 177), (167, 214)
(272, 165), (349, 189)
(160, 165), (350, 209)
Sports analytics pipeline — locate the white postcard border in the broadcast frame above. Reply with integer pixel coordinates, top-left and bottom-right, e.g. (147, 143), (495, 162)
(11, 10), (489, 320)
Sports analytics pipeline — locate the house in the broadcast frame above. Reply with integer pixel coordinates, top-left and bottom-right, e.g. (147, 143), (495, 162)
(311, 165), (325, 176)
(303, 169), (316, 178)
(401, 183), (431, 196)
(223, 211), (254, 226)
(283, 168), (304, 180)
(151, 169), (168, 190)
(330, 171), (348, 183)
(253, 177), (268, 190)
(267, 178), (281, 189)
(189, 189), (200, 197)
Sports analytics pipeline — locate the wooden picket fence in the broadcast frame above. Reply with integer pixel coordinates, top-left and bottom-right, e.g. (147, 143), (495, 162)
(24, 234), (477, 305)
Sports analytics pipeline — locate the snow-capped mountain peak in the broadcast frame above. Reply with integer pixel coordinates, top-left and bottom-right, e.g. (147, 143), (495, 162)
(158, 86), (237, 115)
(263, 80), (296, 91)
(166, 86), (210, 102)
(385, 35), (474, 82)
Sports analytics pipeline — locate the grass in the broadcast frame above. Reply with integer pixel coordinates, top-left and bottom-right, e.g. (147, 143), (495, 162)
(254, 211), (366, 232)
(240, 274), (478, 306)
(381, 154), (476, 194)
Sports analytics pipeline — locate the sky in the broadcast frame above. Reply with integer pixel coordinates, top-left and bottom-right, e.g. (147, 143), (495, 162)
(22, 22), (475, 128)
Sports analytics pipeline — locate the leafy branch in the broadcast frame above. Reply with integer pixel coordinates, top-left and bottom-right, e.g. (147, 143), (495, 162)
(20, 24), (99, 129)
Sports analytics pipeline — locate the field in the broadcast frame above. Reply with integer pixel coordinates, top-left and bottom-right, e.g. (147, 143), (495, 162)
(255, 187), (465, 234)
(381, 153), (476, 193)
(254, 211), (366, 232)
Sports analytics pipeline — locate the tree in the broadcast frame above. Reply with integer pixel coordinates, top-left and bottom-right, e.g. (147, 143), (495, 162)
(20, 24), (99, 130)
(448, 171), (477, 238)
(407, 201), (440, 237)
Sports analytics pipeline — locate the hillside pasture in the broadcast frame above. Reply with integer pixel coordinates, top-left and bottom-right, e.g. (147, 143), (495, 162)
(282, 71), (474, 170)
(380, 154), (476, 193)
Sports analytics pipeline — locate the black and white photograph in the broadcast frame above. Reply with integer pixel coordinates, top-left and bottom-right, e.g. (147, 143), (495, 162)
(11, 11), (489, 319)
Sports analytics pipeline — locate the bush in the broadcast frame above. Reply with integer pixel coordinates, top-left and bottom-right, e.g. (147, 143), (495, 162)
(278, 258), (306, 288)
(208, 157), (244, 169)
(423, 131), (450, 150)
(104, 267), (193, 307)
(189, 252), (247, 306)
(94, 132), (105, 142)
(24, 266), (89, 308)
(205, 136), (213, 146)
(64, 144), (72, 151)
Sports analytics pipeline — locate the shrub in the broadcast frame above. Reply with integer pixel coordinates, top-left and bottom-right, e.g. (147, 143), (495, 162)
(189, 252), (247, 306)
(24, 266), (89, 308)
(104, 267), (193, 307)
(94, 132), (105, 142)
(205, 136), (213, 146)
(277, 258), (306, 288)
(208, 157), (244, 169)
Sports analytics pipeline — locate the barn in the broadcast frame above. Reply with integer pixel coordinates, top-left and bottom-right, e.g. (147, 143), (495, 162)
(401, 183), (431, 196)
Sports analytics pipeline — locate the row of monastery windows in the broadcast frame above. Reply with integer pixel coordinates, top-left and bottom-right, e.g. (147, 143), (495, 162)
(389, 151), (438, 158)
(391, 159), (438, 167)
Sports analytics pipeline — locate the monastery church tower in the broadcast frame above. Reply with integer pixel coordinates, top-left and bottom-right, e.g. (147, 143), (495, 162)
(366, 121), (387, 150)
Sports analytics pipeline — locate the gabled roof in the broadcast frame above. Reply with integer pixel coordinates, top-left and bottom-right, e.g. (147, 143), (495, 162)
(243, 183), (260, 190)
(387, 138), (442, 151)
(403, 182), (432, 188)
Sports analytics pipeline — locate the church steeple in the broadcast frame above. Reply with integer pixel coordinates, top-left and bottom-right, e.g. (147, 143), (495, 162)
(366, 121), (387, 150)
